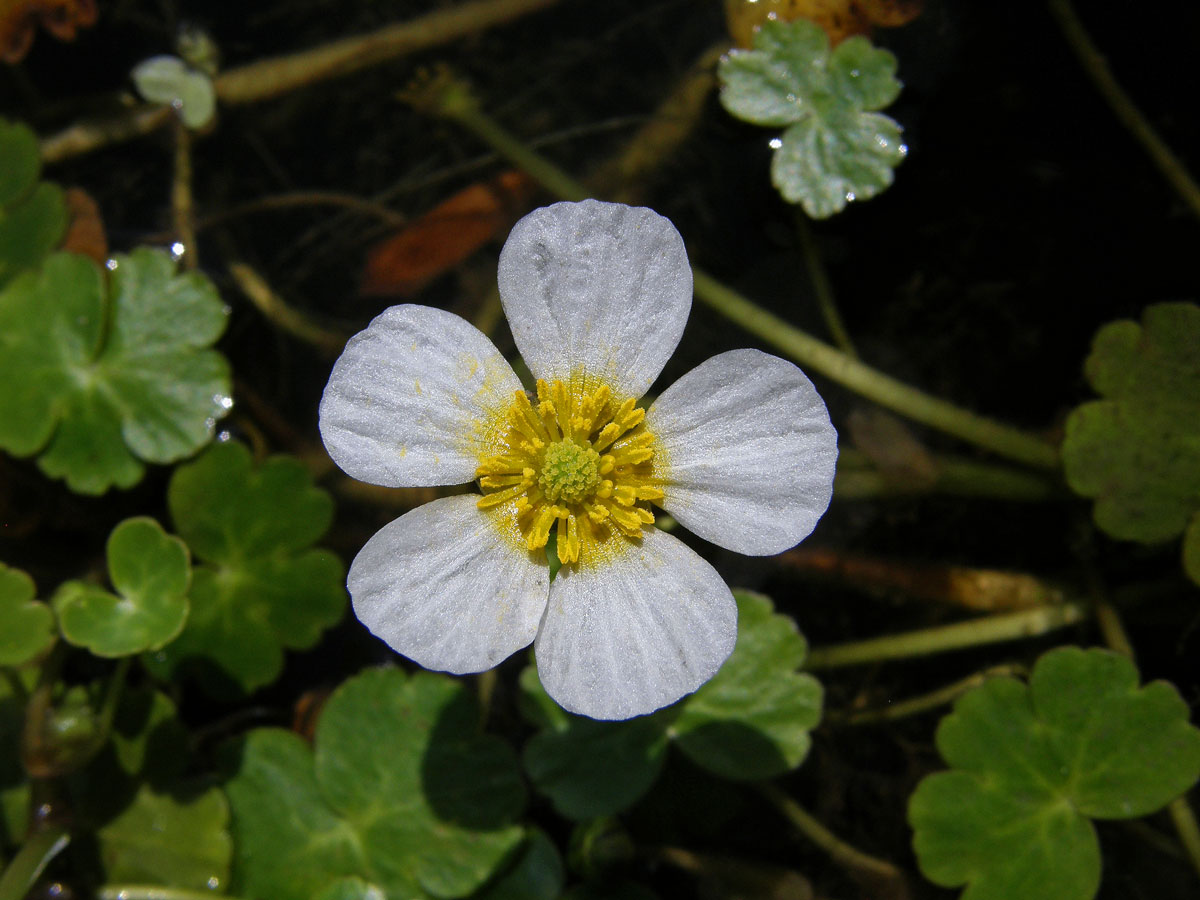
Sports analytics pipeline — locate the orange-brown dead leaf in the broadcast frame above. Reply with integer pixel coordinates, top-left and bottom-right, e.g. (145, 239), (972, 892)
(360, 169), (535, 298)
(724, 0), (922, 48)
(61, 187), (108, 263)
(780, 547), (1063, 612)
(0, 0), (97, 64)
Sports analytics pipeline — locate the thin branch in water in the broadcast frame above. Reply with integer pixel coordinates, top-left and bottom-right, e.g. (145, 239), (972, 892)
(1048, 0), (1200, 223)
(758, 784), (910, 899)
(227, 261), (349, 356)
(39, 0), (563, 164)
(806, 602), (1089, 670)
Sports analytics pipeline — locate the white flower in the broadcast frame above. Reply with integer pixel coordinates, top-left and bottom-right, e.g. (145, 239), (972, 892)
(319, 199), (838, 720)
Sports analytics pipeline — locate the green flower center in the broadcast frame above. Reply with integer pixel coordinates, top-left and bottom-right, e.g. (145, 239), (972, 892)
(538, 439), (602, 504)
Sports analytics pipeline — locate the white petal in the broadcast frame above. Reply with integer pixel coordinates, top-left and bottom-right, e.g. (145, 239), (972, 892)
(319, 304), (521, 487)
(498, 200), (692, 399)
(348, 495), (550, 673)
(647, 348), (838, 555)
(535, 529), (737, 720)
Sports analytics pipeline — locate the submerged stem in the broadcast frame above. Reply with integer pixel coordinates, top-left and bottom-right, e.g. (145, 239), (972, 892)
(806, 602), (1088, 669)
(827, 663), (1028, 725)
(1048, 0), (1200, 223)
(795, 211), (857, 357)
(758, 784), (908, 895)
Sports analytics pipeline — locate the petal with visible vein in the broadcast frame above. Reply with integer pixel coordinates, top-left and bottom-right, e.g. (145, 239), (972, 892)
(348, 495), (549, 673)
(535, 529), (737, 720)
(319, 304), (520, 487)
(498, 200), (691, 400)
(647, 349), (837, 555)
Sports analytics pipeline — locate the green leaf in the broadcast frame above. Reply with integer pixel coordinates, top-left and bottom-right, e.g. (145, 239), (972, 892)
(522, 669), (671, 820)
(521, 591), (823, 817)
(0, 119), (66, 289)
(718, 19), (905, 217)
(908, 646), (1200, 900)
(132, 56), (217, 130)
(0, 563), (55, 666)
(672, 590), (822, 780)
(0, 249), (232, 494)
(53, 518), (190, 657)
(146, 441), (346, 693)
(1062, 302), (1200, 583)
(472, 830), (564, 900)
(223, 668), (526, 900)
(97, 783), (232, 890)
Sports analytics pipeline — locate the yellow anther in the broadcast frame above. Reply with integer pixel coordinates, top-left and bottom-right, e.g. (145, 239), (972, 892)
(476, 376), (662, 566)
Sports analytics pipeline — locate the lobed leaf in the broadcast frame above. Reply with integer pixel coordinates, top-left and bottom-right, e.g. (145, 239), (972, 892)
(53, 517), (191, 658)
(718, 19), (905, 217)
(909, 646), (1200, 900)
(223, 667), (526, 900)
(1062, 302), (1200, 584)
(0, 249), (232, 494)
(146, 441), (346, 693)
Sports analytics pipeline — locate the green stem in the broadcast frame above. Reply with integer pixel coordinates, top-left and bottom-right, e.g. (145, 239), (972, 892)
(691, 270), (1060, 470)
(1048, 0), (1200, 223)
(434, 78), (588, 203)
(0, 825), (70, 900)
(806, 602), (1088, 670)
(827, 663), (1027, 725)
(427, 76), (1061, 471)
(834, 448), (1062, 500)
(98, 888), (252, 900)
(40, 0), (562, 163)
(228, 262), (349, 355)
(757, 784), (907, 892)
(795, 211), (857, 357)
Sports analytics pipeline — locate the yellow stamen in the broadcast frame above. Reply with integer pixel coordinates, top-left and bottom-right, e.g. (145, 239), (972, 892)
(476, 376), (661, 567)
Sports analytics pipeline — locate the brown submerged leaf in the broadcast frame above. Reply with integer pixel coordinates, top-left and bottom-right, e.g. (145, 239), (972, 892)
(61, 186), (108, 263)
(360, 168), (535, 298)
(724, 0), (922, 48)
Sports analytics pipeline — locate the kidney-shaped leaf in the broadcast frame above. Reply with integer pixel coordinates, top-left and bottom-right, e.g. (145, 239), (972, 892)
(909, 646), (1200, 900)
(0, 563), (54, 665)
(145, 441), (346, 693)
(0, 249), (231, 494)
(718, 19), (906, 217)
(54, 517), (191, 657)
(223, 668), (526, 900)
(1062, 302), (1200, 584)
